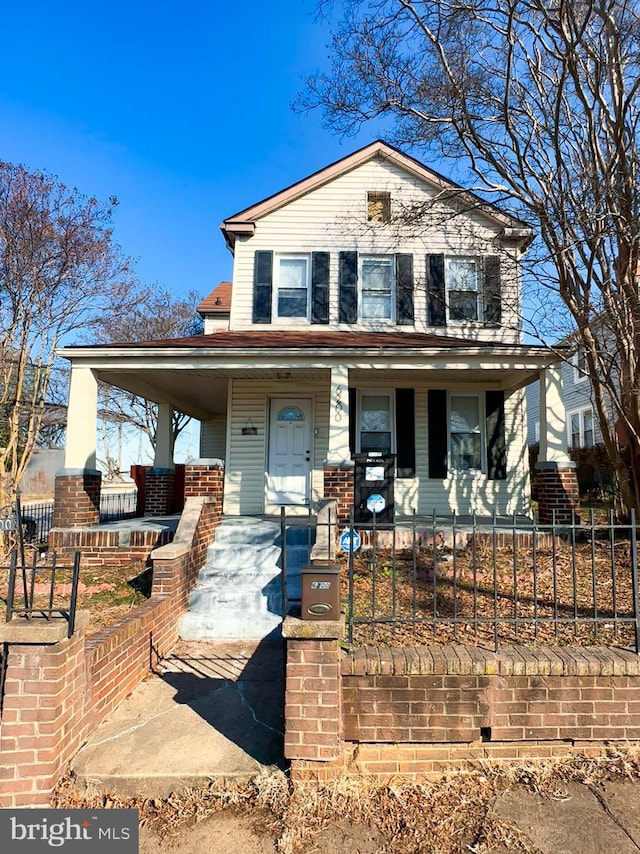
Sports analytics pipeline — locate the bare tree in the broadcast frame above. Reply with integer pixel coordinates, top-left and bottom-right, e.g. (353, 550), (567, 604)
(90, 287), (203, 476)
(0, 162), (138, 506)
(301, 0), (640, 513)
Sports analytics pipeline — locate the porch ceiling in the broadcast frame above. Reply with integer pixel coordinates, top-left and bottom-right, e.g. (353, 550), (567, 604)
(94, 360), (540, 421)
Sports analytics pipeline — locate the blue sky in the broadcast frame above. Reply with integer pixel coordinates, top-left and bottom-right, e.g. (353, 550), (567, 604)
(0, 0), (376, 301)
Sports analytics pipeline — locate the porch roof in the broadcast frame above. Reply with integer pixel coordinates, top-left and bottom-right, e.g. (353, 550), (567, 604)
(57, 331), (564, 421)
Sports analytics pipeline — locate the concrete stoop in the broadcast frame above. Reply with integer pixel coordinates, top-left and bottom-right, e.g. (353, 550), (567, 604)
(71, 640), (286, 798)
(179, 516), (302, 641)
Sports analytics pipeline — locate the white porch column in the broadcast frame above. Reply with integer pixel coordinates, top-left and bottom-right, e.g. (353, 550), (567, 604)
(64, 365), (98, 470)
(538, 365), (570, 463)
(327, 365), (351, 464)
(153, 403), (175, 470)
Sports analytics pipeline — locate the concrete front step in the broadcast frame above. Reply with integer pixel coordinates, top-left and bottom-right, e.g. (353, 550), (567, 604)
(70, 640), (286, 798)
(178, 517), (287, 642)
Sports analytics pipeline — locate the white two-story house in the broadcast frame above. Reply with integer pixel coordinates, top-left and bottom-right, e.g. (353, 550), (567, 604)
(56, 141), (575, 524)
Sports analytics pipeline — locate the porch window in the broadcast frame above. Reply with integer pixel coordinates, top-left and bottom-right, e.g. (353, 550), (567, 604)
(360, 256), (393, 320)
(358, 391), (393, 454)
(275, 255), (309, 319)
(568, 407), (594, 448)
(449, 394), (483, 471)
(446, 257), (481, 322)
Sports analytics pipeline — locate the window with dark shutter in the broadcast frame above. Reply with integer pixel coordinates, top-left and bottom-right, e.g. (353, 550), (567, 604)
(483, 255), (501, 325)
(428, 389), (448, 478)
(426, 254), (446, 326)
(395, 254), (414, 325)
(486, 390), (507, 479)
(311, 252), (330, 324)
(396, 388), (415, 477)
(252, 250), (273, 324)
(339, 251), (358, 323)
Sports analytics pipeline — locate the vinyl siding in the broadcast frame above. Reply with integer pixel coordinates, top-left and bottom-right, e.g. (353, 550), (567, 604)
(200, 415), (227, 460)
(228, 158), (521, 342)
(223, 376), (529, 517)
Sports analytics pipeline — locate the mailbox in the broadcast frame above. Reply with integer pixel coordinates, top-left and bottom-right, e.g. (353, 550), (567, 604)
(353, 453), (395, 523)
(301, 564), (341, 620)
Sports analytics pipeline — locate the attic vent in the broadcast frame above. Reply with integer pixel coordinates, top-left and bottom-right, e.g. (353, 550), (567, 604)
(367, 191), (391, 223)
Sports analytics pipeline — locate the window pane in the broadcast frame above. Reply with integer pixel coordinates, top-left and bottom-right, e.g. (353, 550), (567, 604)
(449, 291), (479, 321)
(279, 258), (307, 287)
(362, 258), (392, 290)
(450, 396), (481, 470)
(570, 413), (580, 446)
(448, 259), (477, 290)
(583, 410), (594, 447)
(362, 295), (392, 318)
(361, 432), (392, 453)
(278, 289), (307, 317)
(360, 394), (391, 453)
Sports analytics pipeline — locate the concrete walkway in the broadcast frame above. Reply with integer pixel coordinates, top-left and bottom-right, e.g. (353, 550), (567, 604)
(71, 639), (285, 797)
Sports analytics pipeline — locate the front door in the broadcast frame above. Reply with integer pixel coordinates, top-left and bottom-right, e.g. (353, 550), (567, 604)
(267, 398), (312, 505)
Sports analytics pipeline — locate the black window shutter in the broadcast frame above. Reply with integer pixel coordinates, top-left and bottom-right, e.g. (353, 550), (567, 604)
(395, 388), (415, 477)
(483, 255), (501, 325)
(252, 250), (273, 323)
(426, 253), (446, 326)
(339, 251), (358, 323)
(395, 254), (414, 325)
(428, 389), (448, 478)
(486, 390), (507, 480)
(311, 252), (330, 324)
(348, 387), (357, 456)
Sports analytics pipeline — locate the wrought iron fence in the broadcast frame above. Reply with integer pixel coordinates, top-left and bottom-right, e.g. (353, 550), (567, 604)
(20, 490), (138, 543)
(2, 548), (81, 638)
(342, 510), (640, 653)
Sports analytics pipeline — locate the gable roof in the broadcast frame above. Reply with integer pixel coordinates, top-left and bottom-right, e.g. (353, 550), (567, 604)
(197, 281), (232, 316)
(220, 139), (533, 251)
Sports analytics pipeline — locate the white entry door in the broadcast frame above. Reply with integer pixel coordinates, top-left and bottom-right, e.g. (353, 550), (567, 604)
(267, 398), (312, 505)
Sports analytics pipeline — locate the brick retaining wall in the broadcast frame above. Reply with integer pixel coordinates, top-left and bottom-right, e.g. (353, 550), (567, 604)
(0, 495), (221, 807)
(283, 626), (640, 782)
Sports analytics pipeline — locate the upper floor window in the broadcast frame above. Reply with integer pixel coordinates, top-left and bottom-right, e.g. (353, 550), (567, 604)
(367, 191), (391, 223)
(572, 349), (588, 384)
(360, 255), (394, 321)
(275, 255), (309, 319)
(568, 407), (594, 448)
(446, 257), (481, 322)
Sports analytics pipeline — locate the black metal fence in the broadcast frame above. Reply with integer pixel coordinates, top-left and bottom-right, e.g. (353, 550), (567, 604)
(342, 510), (640, 653)
(2, 548), (81, 638)
(20, 490), (138, 543)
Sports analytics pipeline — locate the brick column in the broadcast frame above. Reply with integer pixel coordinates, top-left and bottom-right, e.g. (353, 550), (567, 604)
(145, 468), (175, 515)
(52, 468), (101, 528)
(323, 464), (354, 526)
(535, 461), (580, 524)
(282, 616), (344, 778)
(184, 459), (225, 500)
(0, 615), (90, 807)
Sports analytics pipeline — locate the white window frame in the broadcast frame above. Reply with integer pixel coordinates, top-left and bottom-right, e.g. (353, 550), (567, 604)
(356, 390), (395, 454)
(273, 254), (310, 321)
(567, 406), (595, 448)
(445, 256), (482, 324)
(572, 349), (588, 385)
(359, 255), (395, 322)
(448, 391), (485, 473)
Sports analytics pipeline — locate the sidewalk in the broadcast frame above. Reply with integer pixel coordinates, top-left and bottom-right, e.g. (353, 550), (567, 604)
(71, 639), (285, 797)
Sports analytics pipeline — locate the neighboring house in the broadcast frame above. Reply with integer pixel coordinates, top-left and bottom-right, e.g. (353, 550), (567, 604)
(527, 349), (604, 451)
(56, 140), (572, 522)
